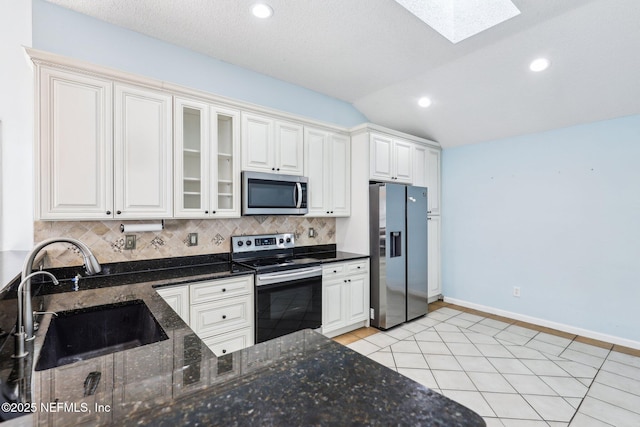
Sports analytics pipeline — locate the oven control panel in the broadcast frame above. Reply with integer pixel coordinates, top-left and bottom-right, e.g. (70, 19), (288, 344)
(231, 233), (295, 253)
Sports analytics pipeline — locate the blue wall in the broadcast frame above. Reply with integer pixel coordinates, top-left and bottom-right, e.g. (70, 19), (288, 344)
(442, 114), (640, 343)
(31, 0), (367, 127)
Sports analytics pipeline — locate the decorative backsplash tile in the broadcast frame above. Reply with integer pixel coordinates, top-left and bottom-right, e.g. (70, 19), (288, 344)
(34, 217), (336, 268)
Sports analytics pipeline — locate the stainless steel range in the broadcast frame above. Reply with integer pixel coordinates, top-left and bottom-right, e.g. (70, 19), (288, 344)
(231, 233), (322, 343)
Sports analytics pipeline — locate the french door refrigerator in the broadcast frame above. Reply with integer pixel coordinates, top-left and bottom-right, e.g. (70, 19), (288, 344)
(369, 183), (428, 329)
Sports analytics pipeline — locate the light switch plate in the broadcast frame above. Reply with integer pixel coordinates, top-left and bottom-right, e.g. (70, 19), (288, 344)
(124, 235), (136, 250)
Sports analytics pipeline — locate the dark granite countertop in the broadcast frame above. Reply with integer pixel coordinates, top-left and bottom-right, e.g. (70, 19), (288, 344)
(0, 248), (484, 426)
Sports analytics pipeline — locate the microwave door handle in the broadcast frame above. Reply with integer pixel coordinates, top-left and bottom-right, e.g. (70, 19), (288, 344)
(295, 182), (302, 208)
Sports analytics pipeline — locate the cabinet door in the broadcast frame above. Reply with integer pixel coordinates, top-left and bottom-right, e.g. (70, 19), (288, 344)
(275, 120), (304, 175)
(412, 144), (428, 187)
(114, 83), (172, 218)
(393, 139), (413, 183)
(211, 106), (241, 217)
(241, 113), (274, 173)
(329, 133), (351, 216)
(370, 133), (393, 181)
(174, 97), (210, 218)
(156, 285), (190, 324)
(304, 128), (329, 216)
(427, 216), (442, 299)
(346, 274), (368, 324)
(37, 67), (113, 220)
(322, 278), (345, 332)
(190, 296), (252, 338)
(426, 148), (441, 215)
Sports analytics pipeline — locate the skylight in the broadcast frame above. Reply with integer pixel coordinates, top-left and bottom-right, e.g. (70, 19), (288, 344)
(394, 0), (521, 44)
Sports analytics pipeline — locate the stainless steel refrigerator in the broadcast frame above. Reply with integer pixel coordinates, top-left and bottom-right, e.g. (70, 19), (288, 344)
(369, 183), (428, 329)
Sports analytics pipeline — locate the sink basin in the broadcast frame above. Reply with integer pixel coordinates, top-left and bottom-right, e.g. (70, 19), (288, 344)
(35, 300), (168, 371)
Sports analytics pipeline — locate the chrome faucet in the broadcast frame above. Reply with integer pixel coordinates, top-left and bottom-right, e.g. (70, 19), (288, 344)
(19, 238), (102, 341)
(13, 271), (59, 358)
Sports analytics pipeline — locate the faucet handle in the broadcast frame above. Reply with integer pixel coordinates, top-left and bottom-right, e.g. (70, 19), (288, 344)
(32, 311), (58, 333)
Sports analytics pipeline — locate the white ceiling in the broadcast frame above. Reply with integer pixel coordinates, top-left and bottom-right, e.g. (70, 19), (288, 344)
(45, 0), (640, 148)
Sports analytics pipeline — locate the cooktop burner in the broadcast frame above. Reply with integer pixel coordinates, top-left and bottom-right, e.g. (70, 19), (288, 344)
(231, 233), (321, 273)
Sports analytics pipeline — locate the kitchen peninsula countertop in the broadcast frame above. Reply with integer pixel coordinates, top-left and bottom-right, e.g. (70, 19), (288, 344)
(0, 248), (484, 426)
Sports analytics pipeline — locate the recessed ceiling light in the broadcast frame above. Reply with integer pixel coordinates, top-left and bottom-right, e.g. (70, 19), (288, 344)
(418, 97), (432, 108)
(529, 58), (551, 72)
(252, 3), (273, 19)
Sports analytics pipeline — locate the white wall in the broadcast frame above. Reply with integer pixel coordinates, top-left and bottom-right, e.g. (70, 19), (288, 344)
(0, 1), (33, 250)
(31, 0), (367, 128)
(442, 115), (640, 344)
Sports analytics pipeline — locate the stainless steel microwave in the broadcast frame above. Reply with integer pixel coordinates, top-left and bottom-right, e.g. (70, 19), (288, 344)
(242, 171), (308, 215)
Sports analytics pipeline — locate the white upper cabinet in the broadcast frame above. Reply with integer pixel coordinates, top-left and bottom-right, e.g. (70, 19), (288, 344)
(174, 97), (240, 218)
(425, 148), (441, 216)
(241, 112), (304, 175)
(37, 67), (113, 220)
(369, 133), (412, 183)
(304, 127), (351, 217)
(114, 83), (173, 219)
(413, 144), (441, 215)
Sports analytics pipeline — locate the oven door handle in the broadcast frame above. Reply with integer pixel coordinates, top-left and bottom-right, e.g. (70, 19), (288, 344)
(257, 266), (322, 287)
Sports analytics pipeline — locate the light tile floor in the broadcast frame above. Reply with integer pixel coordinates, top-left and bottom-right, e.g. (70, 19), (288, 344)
(337, 305), (640, 426)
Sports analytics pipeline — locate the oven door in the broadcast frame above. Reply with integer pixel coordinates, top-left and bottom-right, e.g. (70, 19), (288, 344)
(242, 171), (308, 215)
(255, 266), (322, 343)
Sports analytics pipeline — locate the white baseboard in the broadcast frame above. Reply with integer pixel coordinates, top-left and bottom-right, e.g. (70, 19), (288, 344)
(443, 297), (640, 351)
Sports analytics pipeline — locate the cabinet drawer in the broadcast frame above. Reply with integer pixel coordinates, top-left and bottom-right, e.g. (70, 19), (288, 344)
(347, 260), (368, 274)
(202, 327), (253, 357)
(322, 263), (346, 277)
(191, 296), (252, 337)
(190, 275), (252, 304)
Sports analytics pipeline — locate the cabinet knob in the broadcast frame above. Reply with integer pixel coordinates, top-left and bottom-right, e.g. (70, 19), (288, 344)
(222, 315), (227, 319)
(106, 211), (111, 215)
(428, 217), (432, 221)
(276, 168), (280, 171)
(212, 211), (216, 214)
(272, 167), (276, 171)
(222, 288), (226, 292)
(116, 210), (122, 215)
(357, 266), (361, 269)
(222, 349), (227, 354)
(333, 270), (337, 273)
(205, 210), (209, 214)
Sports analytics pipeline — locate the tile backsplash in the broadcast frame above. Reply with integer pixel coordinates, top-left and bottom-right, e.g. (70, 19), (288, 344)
(34, 216), (335, 268)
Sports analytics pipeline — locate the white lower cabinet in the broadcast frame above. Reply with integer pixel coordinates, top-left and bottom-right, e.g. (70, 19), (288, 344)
(427, 216), (442, 300)
(322, 259), (370, 337)
(155, 274), (254, 356)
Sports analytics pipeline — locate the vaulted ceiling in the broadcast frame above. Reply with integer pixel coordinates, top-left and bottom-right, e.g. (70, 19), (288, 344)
(45, 0), (640, 148)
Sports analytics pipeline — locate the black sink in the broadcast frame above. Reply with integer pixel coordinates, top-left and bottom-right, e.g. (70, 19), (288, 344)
(35, 300), (168, 371)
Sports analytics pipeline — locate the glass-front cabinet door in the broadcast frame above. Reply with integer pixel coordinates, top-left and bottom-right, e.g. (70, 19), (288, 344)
(211, 107), (240, 217)
(174, 97), (240, 218)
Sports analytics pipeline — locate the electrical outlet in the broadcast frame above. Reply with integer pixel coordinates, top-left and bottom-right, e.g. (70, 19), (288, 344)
(124, 235), (136, 250)
(370, 308), (375, 319)
(513, 286), (521, 297)
(187, 233), (198, 246)
(308, 228), (316, 238)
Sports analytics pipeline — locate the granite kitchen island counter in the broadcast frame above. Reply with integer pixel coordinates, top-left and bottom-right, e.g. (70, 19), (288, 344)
(1, 258), (484, 426)
(124, 329), (485, 426)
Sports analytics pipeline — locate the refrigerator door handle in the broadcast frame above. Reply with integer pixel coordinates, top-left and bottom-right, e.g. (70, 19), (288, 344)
(390, 231), (402, 258)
